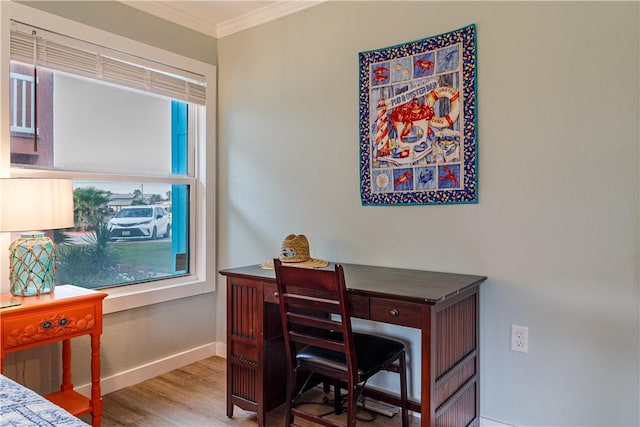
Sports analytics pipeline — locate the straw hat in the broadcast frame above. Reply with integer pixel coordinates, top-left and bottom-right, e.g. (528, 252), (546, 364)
(260, 234), (329, 269)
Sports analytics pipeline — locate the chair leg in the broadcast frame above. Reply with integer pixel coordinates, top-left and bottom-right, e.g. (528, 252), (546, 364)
(333, 378), (342, 415)
(284, 368), (297, 427)
(346, 381), (357, 427)
(399, 351), (409, 427)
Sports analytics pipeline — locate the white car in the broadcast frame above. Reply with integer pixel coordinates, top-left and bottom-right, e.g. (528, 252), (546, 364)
(108, 205), (171, 240)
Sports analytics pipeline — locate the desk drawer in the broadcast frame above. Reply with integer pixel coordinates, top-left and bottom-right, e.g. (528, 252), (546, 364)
(264, 283), (370, 319)
(263, 282), (279, 304)
(3, 303), (98, 348)
(370, 297), (422, 328)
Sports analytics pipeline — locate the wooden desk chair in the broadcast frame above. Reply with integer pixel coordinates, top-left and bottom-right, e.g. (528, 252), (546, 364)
(274, 259), (409, 427)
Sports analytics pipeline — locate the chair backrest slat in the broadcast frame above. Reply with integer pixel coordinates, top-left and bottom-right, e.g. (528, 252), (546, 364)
(289, 331), (346, 353)
(283, 294), (340, 314)
(286, 311), (342, 332)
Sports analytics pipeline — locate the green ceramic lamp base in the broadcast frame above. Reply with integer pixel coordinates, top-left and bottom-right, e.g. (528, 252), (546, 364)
(9, 232), (56, 296)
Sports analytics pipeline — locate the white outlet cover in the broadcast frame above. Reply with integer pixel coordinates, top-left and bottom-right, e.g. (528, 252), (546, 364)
(511, 325), (528, 352)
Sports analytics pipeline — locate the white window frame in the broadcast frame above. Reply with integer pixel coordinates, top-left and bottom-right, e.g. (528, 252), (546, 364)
(10, 71), (36, 134)
(0, 1), (216, 313)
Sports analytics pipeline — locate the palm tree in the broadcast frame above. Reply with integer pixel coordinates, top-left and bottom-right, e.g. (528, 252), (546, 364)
(73, 187), (110, 231)
(148, 194), (163, 204)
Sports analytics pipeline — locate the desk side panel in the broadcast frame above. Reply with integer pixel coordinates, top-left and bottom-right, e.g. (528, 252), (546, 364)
(225, 275), (288, 425)
(227, 277), (260, 409)
(434, 287), (479, 427)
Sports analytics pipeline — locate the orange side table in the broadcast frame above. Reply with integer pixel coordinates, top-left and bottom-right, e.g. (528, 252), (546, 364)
(0, 285), (107, 427)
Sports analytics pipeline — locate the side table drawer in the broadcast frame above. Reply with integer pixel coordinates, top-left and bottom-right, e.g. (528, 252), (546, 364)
(3, 303), (98, 348)
(370, 297), (422, 328)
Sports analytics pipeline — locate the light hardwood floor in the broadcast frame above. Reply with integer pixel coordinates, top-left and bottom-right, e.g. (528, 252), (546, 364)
(84, 356), (418, 426)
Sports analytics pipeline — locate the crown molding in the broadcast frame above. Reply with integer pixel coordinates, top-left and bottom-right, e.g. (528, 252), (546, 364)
(216, 1), (325, 38)
(118, 1), (218, 37)
(120, 1), (325, 39)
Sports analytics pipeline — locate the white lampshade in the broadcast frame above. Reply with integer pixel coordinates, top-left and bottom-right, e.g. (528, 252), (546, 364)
(1, 178), (74, 296)
(0, 178), (74, 232)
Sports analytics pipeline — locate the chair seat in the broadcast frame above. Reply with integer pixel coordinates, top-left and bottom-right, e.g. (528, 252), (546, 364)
(297, 332), (405, 380)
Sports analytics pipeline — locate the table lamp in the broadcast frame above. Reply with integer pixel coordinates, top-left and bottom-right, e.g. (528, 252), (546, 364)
(0, 178), (74, 296)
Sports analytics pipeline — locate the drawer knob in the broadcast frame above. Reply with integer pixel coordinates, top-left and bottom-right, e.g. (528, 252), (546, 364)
(273, 291), (279, 298)
(58, 317), (68, 327)
(42, 320), (53, 330)
(389, 309), (399, 317)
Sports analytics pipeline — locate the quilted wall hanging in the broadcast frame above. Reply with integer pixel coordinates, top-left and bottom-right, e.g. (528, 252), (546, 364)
(359, 24), (478, 205)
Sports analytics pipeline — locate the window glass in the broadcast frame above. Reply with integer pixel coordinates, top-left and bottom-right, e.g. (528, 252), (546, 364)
(10, 64), (178, 175)
(53, 72), (173, 174)
(54, 181), (189, 289)
(9, 26), (201, 291)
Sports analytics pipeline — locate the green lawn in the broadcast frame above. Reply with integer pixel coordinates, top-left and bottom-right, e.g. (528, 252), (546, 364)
(57, 237), (177, 289)
(113, 240), (173, 274)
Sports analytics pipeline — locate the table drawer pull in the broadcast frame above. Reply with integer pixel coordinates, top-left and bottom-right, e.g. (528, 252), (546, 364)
(370, 297), (422, 328)
(42, 320), (53, 330)
(274, 291), (279, 298)
(58, 317), (68, 327)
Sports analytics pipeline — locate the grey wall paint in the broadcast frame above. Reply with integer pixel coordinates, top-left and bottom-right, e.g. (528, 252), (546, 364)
(217, 1), (639, 426)
(18, 1), (217, 65)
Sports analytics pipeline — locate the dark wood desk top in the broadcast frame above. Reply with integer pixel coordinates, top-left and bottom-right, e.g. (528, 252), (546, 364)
(219, 263), (486, 304)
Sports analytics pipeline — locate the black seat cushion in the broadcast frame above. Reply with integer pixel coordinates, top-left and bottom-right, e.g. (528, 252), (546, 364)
(296, 332), (404, 380)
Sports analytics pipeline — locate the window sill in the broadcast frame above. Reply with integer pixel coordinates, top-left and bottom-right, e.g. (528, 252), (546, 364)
(101, 276), (214, 314)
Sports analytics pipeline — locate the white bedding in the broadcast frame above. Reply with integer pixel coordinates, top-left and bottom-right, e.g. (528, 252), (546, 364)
(0, 374), (89, 426)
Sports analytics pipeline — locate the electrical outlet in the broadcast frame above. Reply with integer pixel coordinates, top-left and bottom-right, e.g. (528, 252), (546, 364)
(511, 325), (528, 353)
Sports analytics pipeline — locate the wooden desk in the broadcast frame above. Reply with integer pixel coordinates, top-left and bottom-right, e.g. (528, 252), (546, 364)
(0, 285), (107, 427)
(220, 263), (486, 427)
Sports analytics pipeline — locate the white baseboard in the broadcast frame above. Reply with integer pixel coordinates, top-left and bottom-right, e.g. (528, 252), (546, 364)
(480, 416), (518, 427)
(76, 342), (222, 397)
(216, 342), (227, 358)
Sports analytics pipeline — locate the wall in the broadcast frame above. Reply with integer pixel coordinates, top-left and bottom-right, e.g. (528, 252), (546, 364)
(2, 0), (219, 397)
(217, 2), (640, 426)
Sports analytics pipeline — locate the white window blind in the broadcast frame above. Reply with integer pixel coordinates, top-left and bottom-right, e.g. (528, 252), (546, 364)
(10, 20), (206, 105)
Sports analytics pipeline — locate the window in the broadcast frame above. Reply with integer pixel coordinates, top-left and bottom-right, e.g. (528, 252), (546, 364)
(2, 3), (215, 308)
(10, 72), (36, 134)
